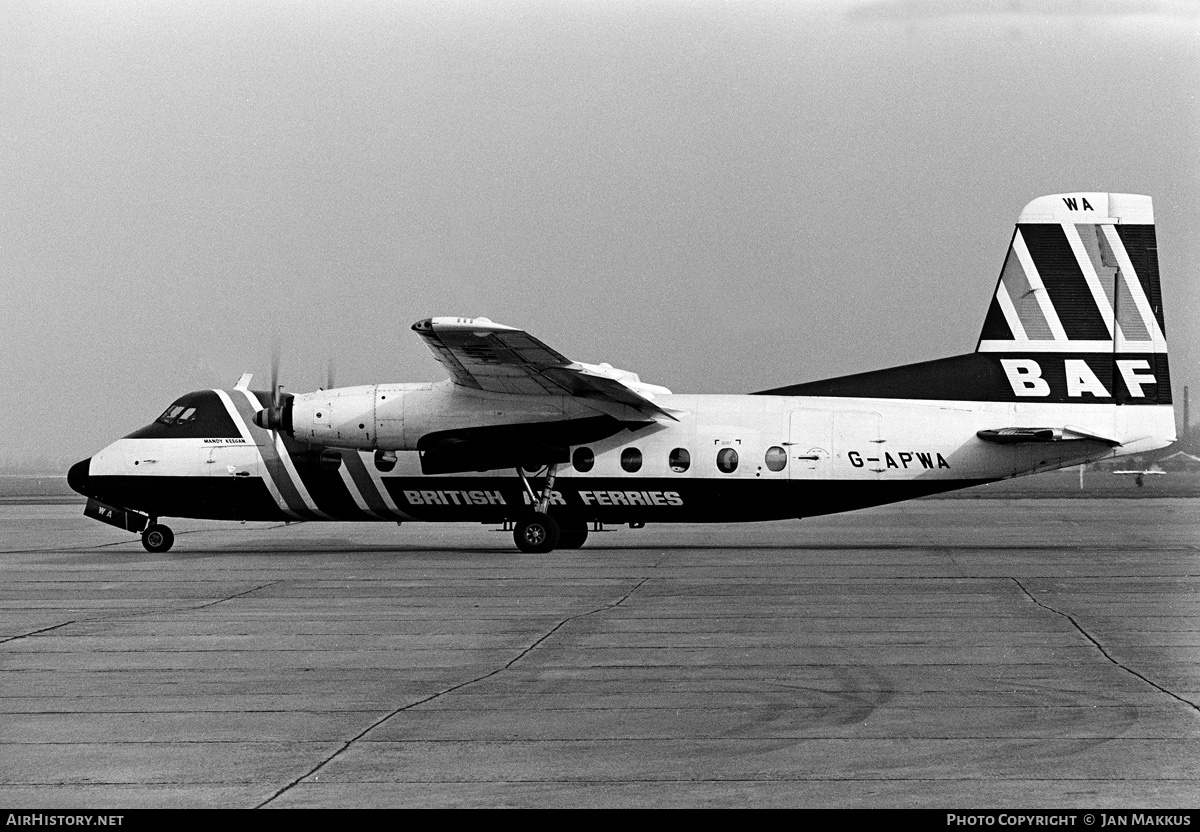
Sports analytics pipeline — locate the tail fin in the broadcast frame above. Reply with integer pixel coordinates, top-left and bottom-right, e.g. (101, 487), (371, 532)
(976, 193), (1170, 405)
(755, 192), (1171, 413)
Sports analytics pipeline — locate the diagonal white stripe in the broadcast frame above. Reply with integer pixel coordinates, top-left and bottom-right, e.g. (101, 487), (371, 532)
(1061, 223), (1115, 339)
(361, 454), (415, 520)
(994, 282), (1028, 341)
(1012, 230), (1069, 342)
(213, 389), (302, 520)
(1100, 224), (1168, 349)
(237, 389), (333, 520)
(339, 464), (385, 519)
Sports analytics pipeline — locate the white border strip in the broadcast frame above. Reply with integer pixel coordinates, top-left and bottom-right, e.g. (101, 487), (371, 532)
(977, 339), (1158, 353)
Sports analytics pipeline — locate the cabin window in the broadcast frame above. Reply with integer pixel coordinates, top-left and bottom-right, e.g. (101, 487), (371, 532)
(765, 446), (787, 472)
(716, 447), (739, 473)
(573, 447), (595, 473)
(669, 448), (690, 473)
(620, 447), (642, 473)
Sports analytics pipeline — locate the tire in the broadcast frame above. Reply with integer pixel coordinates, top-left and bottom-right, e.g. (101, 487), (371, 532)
(514, 515), (560, 554)
(557, 518), (589, 549)
(142, 524), (175, 553)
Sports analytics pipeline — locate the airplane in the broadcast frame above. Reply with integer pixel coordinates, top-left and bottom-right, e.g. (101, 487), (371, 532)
(67, 192), (1176, 554)
(1112, 468), (1166, 487)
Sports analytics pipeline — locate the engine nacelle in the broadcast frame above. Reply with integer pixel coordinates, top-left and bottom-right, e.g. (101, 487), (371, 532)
(289, 385), (381, 450)
(287, 381), (576, 451)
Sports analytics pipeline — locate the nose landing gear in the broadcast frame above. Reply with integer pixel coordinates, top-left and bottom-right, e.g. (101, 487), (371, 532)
(141, 523), (175, 553)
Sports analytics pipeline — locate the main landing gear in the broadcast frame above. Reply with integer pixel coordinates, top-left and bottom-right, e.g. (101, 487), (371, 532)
(141, 522), (175, 553)
(514, 514), (560, 554)
(557, 517), (589, 549)
(511, 462), (590, 554)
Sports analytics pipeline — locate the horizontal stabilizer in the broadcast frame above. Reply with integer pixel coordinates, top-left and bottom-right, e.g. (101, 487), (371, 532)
(977, 426), (1120, 446)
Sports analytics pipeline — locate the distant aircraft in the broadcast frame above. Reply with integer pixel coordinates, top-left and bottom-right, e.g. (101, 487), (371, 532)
(68, 192), (1176, 553)
(1112, 468), (1167, 487)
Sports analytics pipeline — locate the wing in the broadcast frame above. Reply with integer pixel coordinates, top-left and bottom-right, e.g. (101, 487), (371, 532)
(411, 317), (677, 421)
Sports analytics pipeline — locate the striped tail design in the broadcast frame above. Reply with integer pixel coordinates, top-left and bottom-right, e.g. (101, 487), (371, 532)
(976, 193), (1170, 405)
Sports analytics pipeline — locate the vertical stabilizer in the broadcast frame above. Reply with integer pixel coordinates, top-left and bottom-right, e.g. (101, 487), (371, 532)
(976, 193), (1170, 406)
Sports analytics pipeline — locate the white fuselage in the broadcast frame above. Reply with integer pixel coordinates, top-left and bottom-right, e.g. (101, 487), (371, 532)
(86, 388), (1174, 504)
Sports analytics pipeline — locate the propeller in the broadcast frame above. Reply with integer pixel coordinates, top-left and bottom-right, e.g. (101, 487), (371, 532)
(252, 342), (293, 432)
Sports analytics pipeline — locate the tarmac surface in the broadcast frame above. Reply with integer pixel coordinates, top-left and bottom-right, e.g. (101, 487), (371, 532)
(1, 498), (1197, 808)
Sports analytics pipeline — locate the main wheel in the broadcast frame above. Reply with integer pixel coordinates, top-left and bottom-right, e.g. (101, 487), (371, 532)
(142, 524), (175, 553)
(557, 517), (589, 549)
(514, 515), (560, 554)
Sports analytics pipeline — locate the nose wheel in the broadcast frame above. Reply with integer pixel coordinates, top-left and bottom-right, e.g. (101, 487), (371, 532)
(141, 523), (175, 553)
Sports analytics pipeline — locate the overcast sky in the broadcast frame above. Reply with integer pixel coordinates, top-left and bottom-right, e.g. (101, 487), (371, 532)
(2, 0), (1197, 468)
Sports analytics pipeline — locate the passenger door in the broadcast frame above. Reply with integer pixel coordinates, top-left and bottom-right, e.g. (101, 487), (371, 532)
(833, 410), (882, 479)
(788, 410), (832, 480)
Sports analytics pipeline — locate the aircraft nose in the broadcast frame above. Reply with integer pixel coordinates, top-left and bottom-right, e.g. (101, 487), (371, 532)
(67, 458), (91, 496)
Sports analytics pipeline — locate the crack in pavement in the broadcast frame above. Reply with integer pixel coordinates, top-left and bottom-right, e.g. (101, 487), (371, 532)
(0, 582), (283, 640)
(1012, 577), (1200, 713)
(255, 576), (651, 809)
(191, 581), (282, 611)
(0, 620), (77, 645)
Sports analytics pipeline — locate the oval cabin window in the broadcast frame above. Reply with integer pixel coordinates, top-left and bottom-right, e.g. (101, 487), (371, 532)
(716, 447), (739, 473)
(573, 447), (595, 473)
(620, 448), (642, 473)
(765, 446), (787, 472)
(669, 448), (690, 473)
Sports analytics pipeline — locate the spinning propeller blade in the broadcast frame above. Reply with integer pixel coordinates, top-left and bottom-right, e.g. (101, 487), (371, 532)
(253, 342), (292, 431)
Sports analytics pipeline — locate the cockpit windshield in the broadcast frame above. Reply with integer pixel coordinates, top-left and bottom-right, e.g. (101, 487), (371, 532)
(125, 391), (240, 440)
(155, 405), (198, 426)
